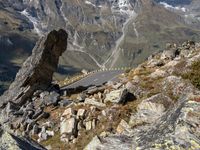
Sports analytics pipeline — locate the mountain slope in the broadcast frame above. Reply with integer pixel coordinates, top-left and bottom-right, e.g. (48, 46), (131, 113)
(1, 0), (200, 93)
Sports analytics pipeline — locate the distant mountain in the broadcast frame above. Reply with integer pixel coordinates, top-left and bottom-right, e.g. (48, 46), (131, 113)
(155, 0), (192, 6)
(1, 0), (200, 93)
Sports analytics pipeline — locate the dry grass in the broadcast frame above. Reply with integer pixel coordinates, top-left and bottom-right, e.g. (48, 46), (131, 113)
(182, 60), (200, 90)
(39, 98), (141, 150)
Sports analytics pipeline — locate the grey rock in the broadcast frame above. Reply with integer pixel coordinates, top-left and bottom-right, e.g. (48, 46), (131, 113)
(85, 121), (92, 131)
(129, 84), (149, 99)
(32, 124), (40, 135)
(85, 98), (106, 108)
(43, 91), (60, 106)
(27, 110), (35, 119)
(160, 48), (178, 60)
(26, 121), (35, 132)
(33, 90), (43, 97)
(40, 91), (49, 99)
(38, 132), (48, 142)
(46, 130), (54, 137)
(32, 108), (43, 120)
(112, 83), (123, 90)
(34, 112), (50, 122)
(85, 95), (200, 149)
(60, 118), (77, 136)
(84, 136), (102, 150)
(104, 89), (136, 104)
(0, 128), (46, 150)
(86, 86), (106, 95)
(61, 108), (75, 120)
(162, 76), (200, 98)
(77, 109), (86, 119)
(10, 118), (23, 129)
(129, 93), (173, 126)
(25, 102), (35, 111)
(60, 135), (69, 143)
(59, 99), (72, 107)
(77, 120), (85, 130)
(116, 119), (132, 135)
(45, 145), (52, 150)
(0, 29), (68, 107)
(77, 93), (86, 102)
(92, 119), (96, 129)
(42, 122), (54, 129)
(5, 102), (20, 115)
(85, 118), (96, 131)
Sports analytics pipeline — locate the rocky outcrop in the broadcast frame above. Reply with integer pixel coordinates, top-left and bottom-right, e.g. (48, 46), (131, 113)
(85, 95), (200, 149)
(84, 41), (200, 149)
(0, 29), (68, 107)
(0, 128), (45, 150)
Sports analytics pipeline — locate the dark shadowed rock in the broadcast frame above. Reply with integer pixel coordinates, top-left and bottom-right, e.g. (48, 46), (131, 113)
(43, 91), (60, 106)
(0, 29), (68, 107)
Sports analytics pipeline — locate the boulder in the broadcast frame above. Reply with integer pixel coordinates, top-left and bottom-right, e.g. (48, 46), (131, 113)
(77, 93), (86, 102)
(129, 93), (172, 126)
(160, 48), (177, 60)
(0, 29), (68, 107)
(85, 98), (106, 108)
(77, 109), (86, 119)
(84, 136), (102, 150)
(38, 131), (48, 142)
(116, 119), (132, 135)
(43, 91), (60, 106)
(85, 121), (92, 131)
(104, 89), (122, 103)
(84, 119), (96, 131)
(0, 128), (45, 150)
(60, 118), (77, 136)
(58, 99), (72, 107)
(104, 89), (136, 104)
(61, 108), (75, 120)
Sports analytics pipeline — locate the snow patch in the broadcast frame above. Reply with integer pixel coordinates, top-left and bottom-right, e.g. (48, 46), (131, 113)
(160, 2), (187, 12)
(85, 1), (96, 7)
(111, 0), (135, 16)
(6, 38), (13, 46)
(133, 22), (139, 38)
(20, 9), (42, 35)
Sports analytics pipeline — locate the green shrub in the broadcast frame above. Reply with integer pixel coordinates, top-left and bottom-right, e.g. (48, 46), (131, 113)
(182, 61), (200, 89)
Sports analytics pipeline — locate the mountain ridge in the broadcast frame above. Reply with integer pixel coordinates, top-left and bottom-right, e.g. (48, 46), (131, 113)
(0, 0), (200, 93)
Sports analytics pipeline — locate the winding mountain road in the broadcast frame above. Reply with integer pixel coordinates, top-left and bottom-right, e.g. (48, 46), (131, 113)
(61, 70), (124, 90)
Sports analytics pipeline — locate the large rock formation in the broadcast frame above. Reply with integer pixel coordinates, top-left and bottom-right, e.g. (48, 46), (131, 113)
(0, 29), (68, 107)
(0, 128), (46, 150)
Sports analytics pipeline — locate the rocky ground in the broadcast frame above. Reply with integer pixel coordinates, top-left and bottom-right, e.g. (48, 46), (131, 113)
(2, 0), (200, 95)
(0, 29), (200, 149)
